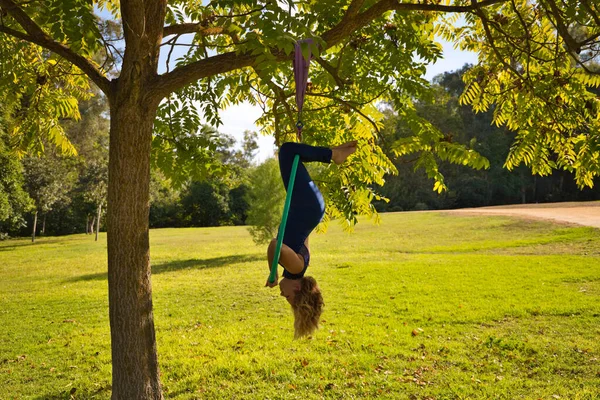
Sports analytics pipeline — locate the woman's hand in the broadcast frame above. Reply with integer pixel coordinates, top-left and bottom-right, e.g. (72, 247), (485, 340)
(265, 275), (278, 288)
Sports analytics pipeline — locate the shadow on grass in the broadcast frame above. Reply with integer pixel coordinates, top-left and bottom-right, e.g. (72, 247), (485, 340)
(35, 385), (111, 400)
(0, 237), (68, 252)
(66, 253), (263, 282)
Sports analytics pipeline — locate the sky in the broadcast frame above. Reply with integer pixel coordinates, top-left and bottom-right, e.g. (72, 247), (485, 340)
(97, 8), (478, 163)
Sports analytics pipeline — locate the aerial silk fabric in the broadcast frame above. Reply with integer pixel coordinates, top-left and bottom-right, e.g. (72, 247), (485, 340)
(294, 39), (313, 140)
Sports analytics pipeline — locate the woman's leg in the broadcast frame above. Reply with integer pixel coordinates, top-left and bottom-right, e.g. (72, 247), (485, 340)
(278, 142), (332, 189)
(277, 141), (357, 251)
(277, 143), (330, 251)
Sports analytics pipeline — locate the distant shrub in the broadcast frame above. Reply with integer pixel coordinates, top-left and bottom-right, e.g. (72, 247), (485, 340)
(413, 202), (429, 211)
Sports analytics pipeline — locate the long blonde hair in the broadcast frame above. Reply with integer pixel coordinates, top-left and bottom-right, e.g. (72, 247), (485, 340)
(292, 276), (323, 338)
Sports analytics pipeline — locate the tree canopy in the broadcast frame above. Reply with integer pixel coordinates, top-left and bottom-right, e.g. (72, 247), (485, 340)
(1, 0), (598, 216)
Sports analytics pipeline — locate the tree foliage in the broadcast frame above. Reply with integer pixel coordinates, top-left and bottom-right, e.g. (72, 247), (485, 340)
(378, 65), (600, 212)
(3, 0), (598, 220)
(438, 0), (600, 188)
(22, 153), (77, 216)
(0, 130), (32, 236)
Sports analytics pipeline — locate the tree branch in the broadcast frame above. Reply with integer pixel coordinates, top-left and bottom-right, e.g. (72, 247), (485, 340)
(578, 32), (600, 47)
(345, 0), (367, 18)
(541, 0), (581, 54)
(310, 92), (381, 134)
(314, 57), (352, 87)
(261, 75), (297, 137)
(473, 4), (524, 80)
(150, 0), (509, 100)
(163, 22), (207, 37)
(580, 0), (600, 27)
(0, 0), (111, 94)
(163, 5), (266, 37)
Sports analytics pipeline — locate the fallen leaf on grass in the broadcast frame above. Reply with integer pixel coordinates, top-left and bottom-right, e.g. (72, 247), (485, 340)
(411, 328), (423, 336)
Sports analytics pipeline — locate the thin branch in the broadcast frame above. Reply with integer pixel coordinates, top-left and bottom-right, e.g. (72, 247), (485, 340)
(163, 22), (203, 37)
(314, 57), (352, 87)
(580, 0), (600, 27)
(0, 0), (111, 94)
(345, 0), (366, 18)
(261, 75), (296, 133)
(310, 92), (382, 134)
(273, 98), (282, 147)
(213, 5), (268, 19)
(473, 4), (525, 80)
(542, 0), (581, 53)
(510, 0), (531, 80)
(163, 5), (266, 37)
(159, 40), (246, 49)
(578, 32), (600, 47)
(165, 34), (180, 73)
(540, 0), (600, 75)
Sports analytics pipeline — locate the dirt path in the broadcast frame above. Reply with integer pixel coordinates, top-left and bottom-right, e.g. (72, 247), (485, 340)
(446, 201), (600, 229)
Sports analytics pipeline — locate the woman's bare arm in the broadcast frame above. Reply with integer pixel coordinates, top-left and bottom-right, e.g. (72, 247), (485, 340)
(268, 239), (304, 275)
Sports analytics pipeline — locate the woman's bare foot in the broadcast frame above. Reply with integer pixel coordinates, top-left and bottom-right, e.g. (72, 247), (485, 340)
(331, 141), (357, 164)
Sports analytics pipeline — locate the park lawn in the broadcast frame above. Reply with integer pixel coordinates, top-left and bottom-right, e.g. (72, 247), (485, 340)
(1, 212), (599, 399)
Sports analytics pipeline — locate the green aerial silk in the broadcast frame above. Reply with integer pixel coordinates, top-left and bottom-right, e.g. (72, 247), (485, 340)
(268, 154), (300, 284)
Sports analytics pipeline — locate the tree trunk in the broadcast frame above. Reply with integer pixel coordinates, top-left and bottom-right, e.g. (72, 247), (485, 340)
(105, 2), (167, 398)
(90, 216), (96, 235)
(86, 216), (90, 234)
(31, 211), (37, 243)
(41, 215), (46, 235)
(107, 91), (162, 399)
(95, 203), (102, 242)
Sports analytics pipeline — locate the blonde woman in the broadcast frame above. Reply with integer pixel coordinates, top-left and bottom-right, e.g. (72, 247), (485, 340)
(266, 141), (357, 338)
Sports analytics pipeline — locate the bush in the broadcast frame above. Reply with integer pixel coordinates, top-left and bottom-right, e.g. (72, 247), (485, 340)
(245, 158), (285, 245)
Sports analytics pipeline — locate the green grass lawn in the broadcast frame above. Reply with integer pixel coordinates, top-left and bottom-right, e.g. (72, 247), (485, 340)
(1, 212), (599, 399)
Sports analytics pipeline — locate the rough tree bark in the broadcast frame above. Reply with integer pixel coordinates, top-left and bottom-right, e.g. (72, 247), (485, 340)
(107, 98), (161, 399)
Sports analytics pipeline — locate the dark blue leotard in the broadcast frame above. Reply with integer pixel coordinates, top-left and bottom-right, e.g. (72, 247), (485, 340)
(278, 142), (332, 279)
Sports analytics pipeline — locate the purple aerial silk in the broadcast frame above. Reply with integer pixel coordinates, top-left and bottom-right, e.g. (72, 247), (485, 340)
(294, 39), (313, 141)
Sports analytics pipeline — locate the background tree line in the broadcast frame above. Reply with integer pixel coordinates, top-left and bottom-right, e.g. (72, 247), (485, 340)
(0, 89), (264, 239)
(375, 65), (600, 213)
(2, 64), (599, 240)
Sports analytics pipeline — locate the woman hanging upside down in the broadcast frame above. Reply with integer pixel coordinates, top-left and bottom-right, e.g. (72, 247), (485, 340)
(266, 141), (357, 338)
